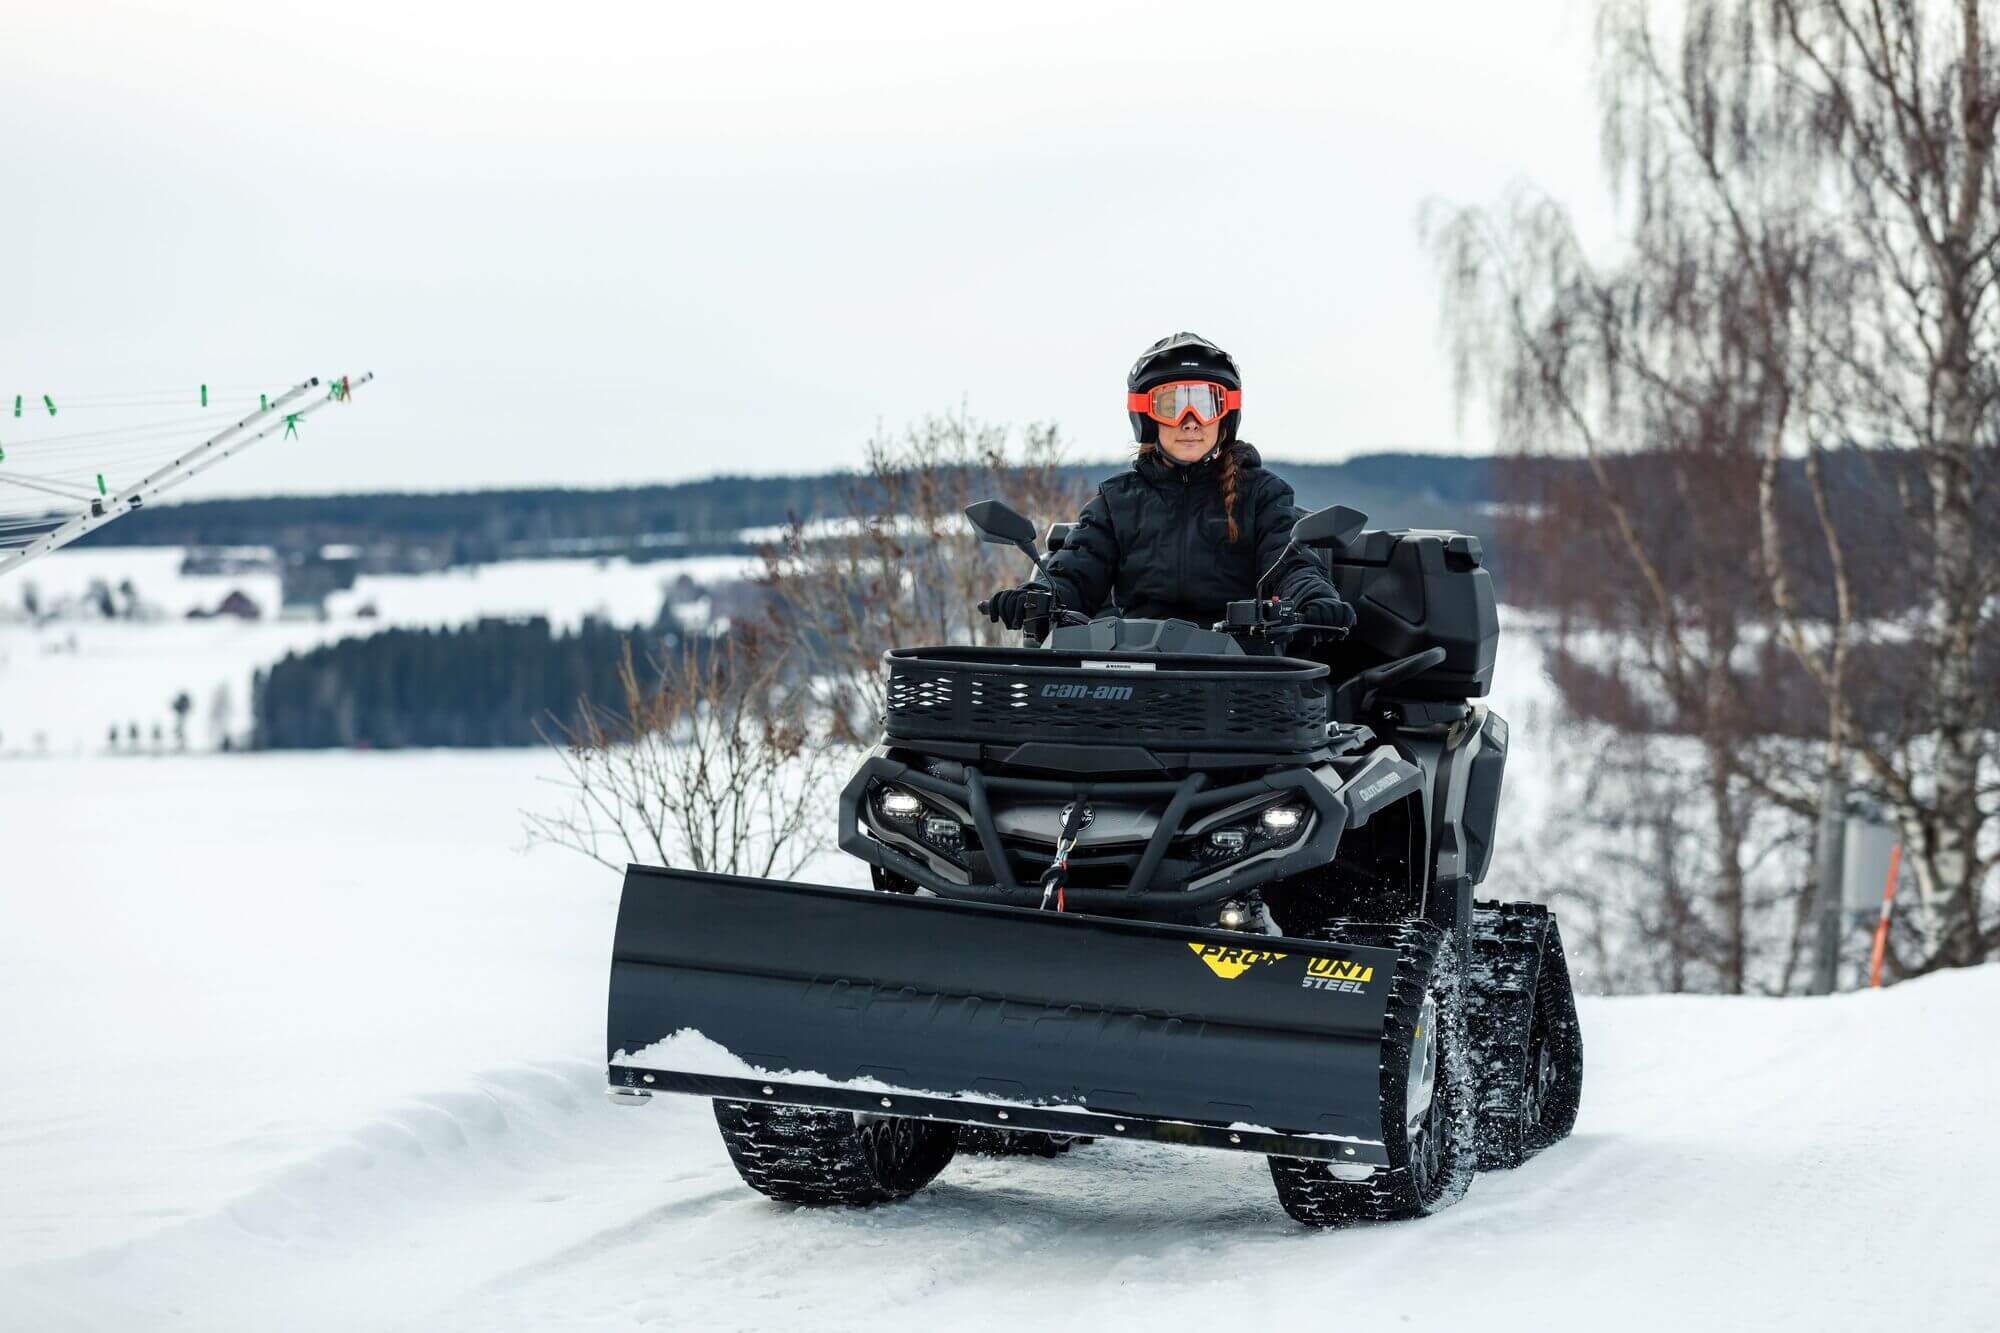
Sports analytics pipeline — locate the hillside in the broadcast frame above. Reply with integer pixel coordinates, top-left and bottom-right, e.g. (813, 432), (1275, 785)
(1, 748), (1992, 1332)
(70, 453), (1501, 562)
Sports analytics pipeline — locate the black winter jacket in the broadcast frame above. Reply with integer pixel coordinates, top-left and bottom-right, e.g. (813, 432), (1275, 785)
(1043, 443), (1341, 626)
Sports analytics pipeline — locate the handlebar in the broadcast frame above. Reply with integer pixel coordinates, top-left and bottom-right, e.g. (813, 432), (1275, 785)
(1213, 595), (1348, 650)
(978, 587), (1090, 646)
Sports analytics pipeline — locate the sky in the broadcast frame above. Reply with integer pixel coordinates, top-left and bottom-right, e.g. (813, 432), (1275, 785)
(3, 0), (1613, 495)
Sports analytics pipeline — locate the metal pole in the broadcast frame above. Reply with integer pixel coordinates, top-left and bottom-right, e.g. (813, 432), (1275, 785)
(1812, 767), (1847, 995)
(1868, 843), (1902, 988)
(0, 377), (322, 579)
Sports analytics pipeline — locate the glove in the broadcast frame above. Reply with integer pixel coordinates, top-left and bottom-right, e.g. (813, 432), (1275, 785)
(981, 585), (1039, 630)
(1299, 596), (1357, 634)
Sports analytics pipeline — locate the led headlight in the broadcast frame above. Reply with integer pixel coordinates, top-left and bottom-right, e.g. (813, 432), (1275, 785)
(922, 815), (962, 848)
(1259, 805), (1304, 837)
(1209, 828), (1248, 854)
(878, 787), (923, 819)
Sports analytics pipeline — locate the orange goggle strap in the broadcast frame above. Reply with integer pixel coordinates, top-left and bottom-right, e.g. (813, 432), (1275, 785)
(1127, 382), (1243, 425)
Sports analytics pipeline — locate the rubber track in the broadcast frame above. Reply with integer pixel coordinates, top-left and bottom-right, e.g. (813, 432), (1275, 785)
(1467, 900), (1583, 1168)
(1267, 918), (1476, 1226)
(711, 1101), (957, 1206)
(955, 1128), (1081, 1157)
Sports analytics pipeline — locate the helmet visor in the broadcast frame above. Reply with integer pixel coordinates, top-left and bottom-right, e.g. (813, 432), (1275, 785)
(1127, 381), (1241, 427)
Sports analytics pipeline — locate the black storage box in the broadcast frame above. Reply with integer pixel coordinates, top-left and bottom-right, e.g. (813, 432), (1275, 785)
(1318, 529), (1497, 700)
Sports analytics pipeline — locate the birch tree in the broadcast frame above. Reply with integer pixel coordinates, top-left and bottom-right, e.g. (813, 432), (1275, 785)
(1432, 0), (1998, 974)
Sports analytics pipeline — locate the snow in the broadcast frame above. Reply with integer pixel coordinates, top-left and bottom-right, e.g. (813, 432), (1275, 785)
(613, 1031), (1381, 1147)
(2, 750), (1996, 1331)
(3, 554), (1992, 1330)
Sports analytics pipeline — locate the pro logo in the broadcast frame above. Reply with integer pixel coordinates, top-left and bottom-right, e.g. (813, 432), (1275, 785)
(1187, 942), (1289, 979)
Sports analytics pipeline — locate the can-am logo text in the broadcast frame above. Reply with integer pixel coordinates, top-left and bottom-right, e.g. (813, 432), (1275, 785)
(1040, 683), (1134, 701)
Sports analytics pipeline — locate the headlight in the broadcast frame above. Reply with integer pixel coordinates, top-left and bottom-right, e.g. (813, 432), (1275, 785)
(878, 787), (923, 819)
(1197, 802), (1309, 864)
(867, 784), (967, 868)
(1259, 805), (1304, 836)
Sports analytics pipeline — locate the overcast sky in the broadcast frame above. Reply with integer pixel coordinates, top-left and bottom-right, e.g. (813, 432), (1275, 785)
(5, 1), (1611, 496)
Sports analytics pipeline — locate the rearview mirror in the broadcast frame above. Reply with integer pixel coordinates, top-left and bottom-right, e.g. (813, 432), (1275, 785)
(1292, 504), (1368, 550)
(964, 500), (1039, 548)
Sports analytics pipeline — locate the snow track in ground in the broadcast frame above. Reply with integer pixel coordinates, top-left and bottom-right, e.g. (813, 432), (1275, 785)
(3, 735), (1993, 1332)
(7, 967), (1997, 1331)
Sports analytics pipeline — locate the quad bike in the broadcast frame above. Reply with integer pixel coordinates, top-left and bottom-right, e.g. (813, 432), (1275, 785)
(605, 500), (1582, 1226)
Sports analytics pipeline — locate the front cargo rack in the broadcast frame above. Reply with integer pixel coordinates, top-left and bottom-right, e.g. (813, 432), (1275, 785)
(882, 646), (1330, 754)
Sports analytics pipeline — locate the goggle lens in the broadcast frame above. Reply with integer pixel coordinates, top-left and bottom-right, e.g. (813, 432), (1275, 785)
(1126, 381), (1241, 426)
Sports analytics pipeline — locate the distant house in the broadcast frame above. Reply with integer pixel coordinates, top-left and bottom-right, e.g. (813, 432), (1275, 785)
(180, 546), (277, 577)
(279, 546), (360, 621)
(187, 589), (262, 621)
(189, 588), (263, 621)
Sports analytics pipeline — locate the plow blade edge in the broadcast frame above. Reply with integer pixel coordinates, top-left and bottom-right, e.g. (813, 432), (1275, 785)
(607, 866), (1397, 1163)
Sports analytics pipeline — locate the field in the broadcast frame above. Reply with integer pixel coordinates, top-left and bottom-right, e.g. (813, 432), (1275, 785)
(2, 550), (1991, 1331)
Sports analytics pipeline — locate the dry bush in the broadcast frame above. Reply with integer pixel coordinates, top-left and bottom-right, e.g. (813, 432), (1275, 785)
(526, 630), (840, 879)
(753, 412), (1088, 742)
(528, 412), (1086, 880)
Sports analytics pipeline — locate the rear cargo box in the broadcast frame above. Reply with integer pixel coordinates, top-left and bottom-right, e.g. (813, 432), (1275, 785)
(1320, 530), (1496, 700)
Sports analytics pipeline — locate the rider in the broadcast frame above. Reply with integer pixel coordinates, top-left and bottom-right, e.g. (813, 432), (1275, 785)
(984, 332), (1356, 635)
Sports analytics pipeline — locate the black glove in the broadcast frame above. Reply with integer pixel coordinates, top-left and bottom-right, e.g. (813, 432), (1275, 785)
(981, 585), (1039, 630)
(1298, 596), (1357, 634)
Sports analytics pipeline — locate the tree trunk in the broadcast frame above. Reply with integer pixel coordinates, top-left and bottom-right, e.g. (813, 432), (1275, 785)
(1706, 737), (1749, 994)
(1923, 354), (1987, 967)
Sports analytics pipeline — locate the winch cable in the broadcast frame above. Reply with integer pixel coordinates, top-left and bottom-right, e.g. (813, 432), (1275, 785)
(1039, 799), (1093, 912)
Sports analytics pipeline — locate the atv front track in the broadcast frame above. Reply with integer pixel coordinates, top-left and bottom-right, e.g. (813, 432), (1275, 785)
(1268, 919), (1476, 1226)
(712, 1101), (957, 1206)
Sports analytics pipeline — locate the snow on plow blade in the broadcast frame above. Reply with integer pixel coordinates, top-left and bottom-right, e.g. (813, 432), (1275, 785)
(607, 866), (1398, 1165)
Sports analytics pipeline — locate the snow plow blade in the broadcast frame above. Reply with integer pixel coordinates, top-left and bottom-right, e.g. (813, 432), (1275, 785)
(607, 866), (1399, 1165)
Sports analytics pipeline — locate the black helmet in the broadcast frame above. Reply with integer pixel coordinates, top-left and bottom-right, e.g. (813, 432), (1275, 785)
(1126, 331), (1242, 445)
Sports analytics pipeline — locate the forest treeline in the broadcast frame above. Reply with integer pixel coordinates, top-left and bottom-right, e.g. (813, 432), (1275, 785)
(77, 453), (1504, 566)
(251, 618), (669, 749)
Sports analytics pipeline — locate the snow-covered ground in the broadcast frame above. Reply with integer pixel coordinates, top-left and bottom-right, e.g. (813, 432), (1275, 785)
(3, 550), (1992, 1331)
(3, 752), (1995, 1331)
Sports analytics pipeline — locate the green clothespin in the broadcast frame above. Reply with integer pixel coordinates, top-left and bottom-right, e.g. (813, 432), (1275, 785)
(201, 384), (208, 407)
(97, 473), (107, 496)
(283, 413), (301, 440)
(0, 443), (7, 463)
(260, 393), (268, 412)
(43, 395), (56, 417)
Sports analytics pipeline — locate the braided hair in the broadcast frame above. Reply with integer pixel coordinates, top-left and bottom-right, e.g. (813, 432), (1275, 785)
(1217, 444), (1241, 544)
(1137, 441), (1243, 544)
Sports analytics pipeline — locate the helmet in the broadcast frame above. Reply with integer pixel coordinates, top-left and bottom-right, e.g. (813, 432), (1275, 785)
(1126, 331), (1242, 445)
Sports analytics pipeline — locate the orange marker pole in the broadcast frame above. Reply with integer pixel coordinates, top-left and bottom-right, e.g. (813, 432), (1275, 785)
(1868, 842), (1902, 989)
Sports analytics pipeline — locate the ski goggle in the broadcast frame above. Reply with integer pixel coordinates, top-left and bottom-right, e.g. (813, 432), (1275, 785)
(1126, 380), (1242, 427)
